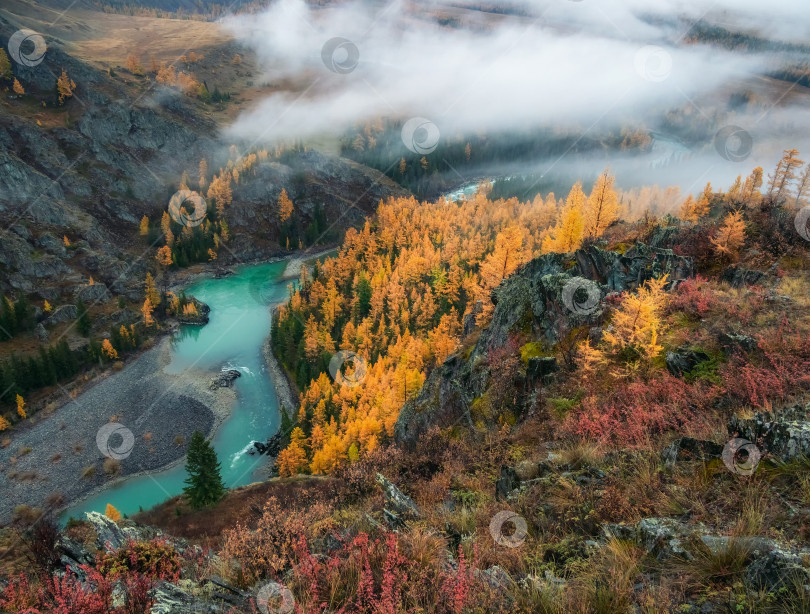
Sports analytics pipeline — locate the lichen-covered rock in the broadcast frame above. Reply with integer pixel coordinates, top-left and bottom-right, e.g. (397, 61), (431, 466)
(376, 473), (420, 519)
(721, 265), (767, 288)
(745, 547), (809, 592)
(729, 403), (810, 461)
(662, 437), (724, 466)
(665, 347), (710, 377)
(85, 511), (127, 552)
(495, 465), (521, 501)
(149, 581), (223, 614)
(604, 518), (692, 560)
(718, 332), (757, 353)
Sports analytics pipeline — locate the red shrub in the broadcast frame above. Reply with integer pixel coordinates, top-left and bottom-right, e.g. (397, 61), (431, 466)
(563, 374), (720, 445)
(668, 276), (716, 319)
(0, 574), (38, 612)
(39, 566), (112, 614)
(286, 531), (477, 614)
(721, 325), (810, 407)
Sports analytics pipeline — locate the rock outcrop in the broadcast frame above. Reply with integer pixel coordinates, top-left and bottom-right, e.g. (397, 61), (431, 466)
(729, 402), (810, 462)
(395, 243), (694, 448)
(376, 473), (420, 528)
(209, 369), (241, 390)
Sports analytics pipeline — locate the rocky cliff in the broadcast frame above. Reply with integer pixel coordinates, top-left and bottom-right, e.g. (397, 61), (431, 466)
(394, 243), (695, 447)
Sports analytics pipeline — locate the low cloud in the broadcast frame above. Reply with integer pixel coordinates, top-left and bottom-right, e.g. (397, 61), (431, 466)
(222, 0), (810, 192)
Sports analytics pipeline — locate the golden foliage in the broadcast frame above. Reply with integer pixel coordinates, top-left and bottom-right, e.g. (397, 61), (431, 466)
(144, 273), (160, 306)
(601, 276), (669, 363)
(126, 54), (143, 75)
(104, 503), (122, 522)
(142, 297), (155, 327)
(16, 395), (25, 420)
(584, 169), (619, 238)
(12, 78), (24, 95)
(156, 245), (173, 267)
(56, 69), (76, 103)
(711, 210), (746, 259)
(543, 182), (586, 253)
(101, 339), (119, 360)
(278, 188), (294, 222)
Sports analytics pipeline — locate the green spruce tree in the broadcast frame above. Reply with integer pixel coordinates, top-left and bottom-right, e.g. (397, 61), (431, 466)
(75, 298), (92, 337)
(183, 431), (225, 508)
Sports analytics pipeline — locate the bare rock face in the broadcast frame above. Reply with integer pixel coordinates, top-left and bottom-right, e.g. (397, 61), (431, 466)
(44, 304), (78, 326)
(729, 403), (810, 462)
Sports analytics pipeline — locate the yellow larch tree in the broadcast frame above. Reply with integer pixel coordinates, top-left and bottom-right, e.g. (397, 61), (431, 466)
(0, 415), (9, 431)
(278, 188), (294, 222)
(12, 78), (24, 95)
(710, 211), (746, 259)
(139, 215), (149, 236)
(479, 226), (526, 293)
(57, 69), (76, 103)
(207, 174), (233, 218)
(16, 395), (26, 419)
(105, 503), (122, 521)
(144, 273), (160, 306)
(101, 339), (119, 360)
(156, 246), (173, 268)
(142, 297), (155, 327)
(741, 166), (763, 204)
(767, 148), (804, 203)
(277, 427), (308, 477)
(584, 170), (619, 238)
(544, 182), (586, 253)
(601, 276), (669, 363)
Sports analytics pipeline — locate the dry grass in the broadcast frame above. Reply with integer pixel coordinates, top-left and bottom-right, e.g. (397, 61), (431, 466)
(103, 457), (120, 475)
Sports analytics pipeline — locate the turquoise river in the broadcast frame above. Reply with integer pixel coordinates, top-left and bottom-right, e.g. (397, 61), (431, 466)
(61, 260), (293, 523)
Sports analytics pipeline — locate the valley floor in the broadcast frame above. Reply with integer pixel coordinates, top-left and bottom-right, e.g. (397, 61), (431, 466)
(0, 337), (235, 525)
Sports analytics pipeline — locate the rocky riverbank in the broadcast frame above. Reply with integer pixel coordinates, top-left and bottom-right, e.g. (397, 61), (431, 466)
(263, 319), (298, 422)
(0, 337), (236, 525)
(280, 246), (338, 280)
